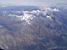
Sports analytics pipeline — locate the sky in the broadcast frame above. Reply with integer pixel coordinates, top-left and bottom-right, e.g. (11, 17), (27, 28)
(0, 0), (67, 6)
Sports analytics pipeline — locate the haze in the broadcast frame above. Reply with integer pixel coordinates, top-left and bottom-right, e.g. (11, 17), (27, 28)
(0, 0), (67, 6)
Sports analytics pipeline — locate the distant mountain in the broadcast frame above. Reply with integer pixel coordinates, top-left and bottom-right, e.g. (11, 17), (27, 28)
(0, 6), (40, 11)
(0, 6), (67, 50)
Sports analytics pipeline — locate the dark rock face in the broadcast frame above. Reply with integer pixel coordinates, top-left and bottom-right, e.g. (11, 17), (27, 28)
(0, 6), (67, 50)
(0, 49), (4, 50)
(0, 48), (4, 50)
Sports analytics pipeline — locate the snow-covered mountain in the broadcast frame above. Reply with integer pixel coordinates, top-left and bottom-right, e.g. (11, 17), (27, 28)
(0, 6), (67, 50)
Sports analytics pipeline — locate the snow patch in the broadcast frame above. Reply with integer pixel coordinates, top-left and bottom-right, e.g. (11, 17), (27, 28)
(46, 16), (52, 20)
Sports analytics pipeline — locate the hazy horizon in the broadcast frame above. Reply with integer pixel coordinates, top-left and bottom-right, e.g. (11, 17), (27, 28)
(0, 0), (67, 7)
